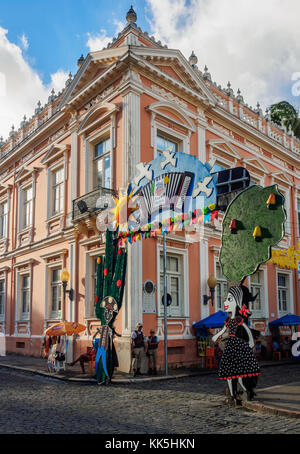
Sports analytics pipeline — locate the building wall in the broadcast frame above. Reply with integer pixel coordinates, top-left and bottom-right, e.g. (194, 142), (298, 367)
(0, 30), (299, 370)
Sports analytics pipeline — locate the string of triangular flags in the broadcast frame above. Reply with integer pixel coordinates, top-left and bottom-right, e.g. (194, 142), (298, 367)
(117, 207), (219, 247)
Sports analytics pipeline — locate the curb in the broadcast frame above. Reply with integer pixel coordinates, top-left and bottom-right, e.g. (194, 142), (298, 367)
(0, 362), (216, 384)
(0, 359), (297, 384)
(242, 400), (300, 419)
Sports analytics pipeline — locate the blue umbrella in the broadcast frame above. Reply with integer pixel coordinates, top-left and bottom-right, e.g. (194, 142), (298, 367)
(269, 313), (300, 327)
(193, 311), (227, 332)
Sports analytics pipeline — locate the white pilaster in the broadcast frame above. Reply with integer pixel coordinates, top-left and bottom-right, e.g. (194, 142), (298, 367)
(70, 132), (78, 207)
(197, 125), (206, 162)
(121, 89), (142, 334)
(199, 235), (209, 319)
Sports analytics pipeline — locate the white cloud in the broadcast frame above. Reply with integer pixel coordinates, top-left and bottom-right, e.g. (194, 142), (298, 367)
(146, 0), (300, 111)
(20, 33), (29, 51)
(86, 29), (112, 52)
(86, 20), (126, 52)
(0, 27), (68, 140)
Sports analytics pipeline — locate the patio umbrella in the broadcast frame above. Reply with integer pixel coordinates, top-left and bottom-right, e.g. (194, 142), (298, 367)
(193, 311), (227, 332)
(65, 322), (86, 335)
(45, 321), (86, 336)
(269, 313), (300, 327)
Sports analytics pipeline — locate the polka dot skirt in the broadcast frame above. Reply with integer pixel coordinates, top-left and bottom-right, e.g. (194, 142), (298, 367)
(218, 319), (261, 380)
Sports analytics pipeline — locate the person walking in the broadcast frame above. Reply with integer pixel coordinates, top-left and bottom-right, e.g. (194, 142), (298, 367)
(147, 329), (159, 375)
(131, 323), (146, 377)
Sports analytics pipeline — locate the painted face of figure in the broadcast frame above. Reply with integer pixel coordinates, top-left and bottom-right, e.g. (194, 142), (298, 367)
(223, 292), (238, 318)
(224, 286), (244, 318)
(100, 296), (118, 325)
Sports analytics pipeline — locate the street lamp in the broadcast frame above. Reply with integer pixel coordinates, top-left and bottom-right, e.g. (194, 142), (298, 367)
(60, 268), (74, 302)
(203, 275), (217, 306)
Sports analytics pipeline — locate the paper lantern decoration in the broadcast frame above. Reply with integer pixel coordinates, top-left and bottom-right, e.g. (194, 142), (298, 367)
(253, 225), (262, 241)
(229, 219), (237, 233)
(266, 193), (276, 209)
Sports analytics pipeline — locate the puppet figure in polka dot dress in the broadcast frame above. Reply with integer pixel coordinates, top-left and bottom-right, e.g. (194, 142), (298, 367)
(212, 285), (260, 405)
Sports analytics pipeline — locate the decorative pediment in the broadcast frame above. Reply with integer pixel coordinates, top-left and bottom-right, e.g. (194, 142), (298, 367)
(147, 100), (196, 132)
(15, 166), (38, 183)
(133, 47), (217, 106)
(58, 47), (129, 110)
(41, 143), (70, 166)
(242, 157), (269, 174)
(208, 139), (242, 161)
(271, 171), (293, 186)
(77, 102), (120, 136)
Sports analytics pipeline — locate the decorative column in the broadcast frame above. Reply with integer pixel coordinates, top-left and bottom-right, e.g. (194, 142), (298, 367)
(199, 228), (210, 320)
(118, 87), (143, 372)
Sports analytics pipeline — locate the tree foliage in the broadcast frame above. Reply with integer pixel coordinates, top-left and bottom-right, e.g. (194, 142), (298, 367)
(270, 101), (300, 139)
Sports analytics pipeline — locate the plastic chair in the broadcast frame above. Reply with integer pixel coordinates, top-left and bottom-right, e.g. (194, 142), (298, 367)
(272, 351), (282, 360)
(205, 347), (216, 369)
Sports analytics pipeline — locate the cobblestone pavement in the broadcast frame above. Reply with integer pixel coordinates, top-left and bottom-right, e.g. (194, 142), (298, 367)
(1, 364), (300, 434)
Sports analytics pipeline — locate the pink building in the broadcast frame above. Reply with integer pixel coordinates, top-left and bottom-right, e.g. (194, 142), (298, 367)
(0, 8), (299, 371)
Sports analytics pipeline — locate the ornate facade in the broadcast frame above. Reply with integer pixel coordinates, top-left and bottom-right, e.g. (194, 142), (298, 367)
(0, 9), (299, 370)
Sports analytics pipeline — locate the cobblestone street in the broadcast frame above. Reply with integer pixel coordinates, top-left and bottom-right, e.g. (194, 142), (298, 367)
(1, 363), (300, 434)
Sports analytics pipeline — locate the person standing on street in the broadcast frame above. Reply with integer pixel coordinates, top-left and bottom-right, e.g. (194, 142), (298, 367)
(131, 323), (146, 377)
(147, 329), (159, 375)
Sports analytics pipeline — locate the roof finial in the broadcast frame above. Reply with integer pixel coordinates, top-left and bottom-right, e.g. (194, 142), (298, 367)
(226, 81), (234, 96)
(236, 88), (244, 103)
(77, 54), (84, 68)
(203, 65), (211, 81)
(126, 5), (137, 24)
(189, 51), (198, 68)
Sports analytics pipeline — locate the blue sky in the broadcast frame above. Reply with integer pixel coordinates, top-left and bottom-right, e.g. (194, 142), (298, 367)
(0, 0), (152, 85)
(1, 0), (300, 139)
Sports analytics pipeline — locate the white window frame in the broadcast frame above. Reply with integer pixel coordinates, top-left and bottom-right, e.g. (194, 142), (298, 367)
(50, 267), (62, 320)
(248, 267), (268, 319)
(20, 274), (30, 320)
(46, 160), (66, 221)
(85, 124), (113, 194)
(156, 244), (189, 319)
(274, 183), (291, 236)
(44, 260), (63, 321)
(214, 260), (227, 312)
(276, 270), (292, 316)
(85, 247), (104, 319)
(19, 183), (33, 231)
(0, 277), (5, 321)
(154, 124), (187, 158)
(296, 197), (300, 239)
(51, 166), (65, 216)
(15, 269), (31, 322)
(93, 135), (111, 190)
(0, 198), (8, 239)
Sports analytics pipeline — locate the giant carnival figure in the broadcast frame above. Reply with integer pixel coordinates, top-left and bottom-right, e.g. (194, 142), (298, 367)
(215, 184), (286, 405)
(93, 228), (127, 385)
(212, 285), (260, 404)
